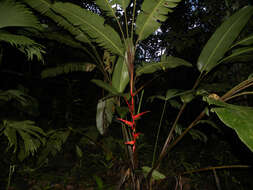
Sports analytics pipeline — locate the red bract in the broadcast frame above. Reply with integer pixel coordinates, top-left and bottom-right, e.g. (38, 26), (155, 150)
(118, 92), (149, 152)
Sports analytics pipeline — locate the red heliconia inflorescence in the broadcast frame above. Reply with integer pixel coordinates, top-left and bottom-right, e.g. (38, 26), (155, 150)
(117, 88), (149, 152)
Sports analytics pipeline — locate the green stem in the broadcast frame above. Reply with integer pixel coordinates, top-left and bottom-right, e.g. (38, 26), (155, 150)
(152, 100), (167, 167)
(131, 0), (137, 40)
(6, 165), (15, 190)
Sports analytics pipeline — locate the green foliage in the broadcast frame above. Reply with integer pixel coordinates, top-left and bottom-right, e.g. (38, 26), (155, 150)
(142, 166), (166, 180)
(0, 120), (46, 161)
(0, 0), (41, 29)
(95, 0), (131, 18)
(112, 57), (129, 93)
(41, 62), (96, 78)
(197, 6), (253, 74)
(136, 55), (192, 76)
(51, 2), (124, 56)
(136, 0), (181, 42)
(37, 129), (70, 165)
(204, 97), (253, 152)
(0, 0), (45, 61)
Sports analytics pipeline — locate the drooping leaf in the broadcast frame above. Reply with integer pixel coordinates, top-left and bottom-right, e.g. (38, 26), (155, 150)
(91, 79), (119, 95)
(219, 47), (253, 64)
(136, 0), (181, 41)
(23, 0), (91, 44)
(204, 97), (253, 152)
(0, 0), (41, 29)
(41, 62), (96, 78)
(52, 2), (124, 56)
(96, 98), (115, 135)
(0, 31), (45, 61)
(197, 6), (253, 74)
(142, 166), (166, 180)
(112, 57), (129, 93)
(232, 34), (253, 48)
(136, 56), (191, 76)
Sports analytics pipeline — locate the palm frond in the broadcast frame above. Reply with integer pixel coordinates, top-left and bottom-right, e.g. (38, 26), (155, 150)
(51, 2), (124, 56)
(41, 62), (96, 78)
(2, 120), (46, 161)
(0, 30), (45, 61)
(23, 0), (91, 44)
(136, 0), (181, 42)
(0, 0), (41, 29)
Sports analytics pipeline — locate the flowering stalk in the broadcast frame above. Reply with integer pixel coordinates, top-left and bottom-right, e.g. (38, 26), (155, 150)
(117, 81), (149, 152)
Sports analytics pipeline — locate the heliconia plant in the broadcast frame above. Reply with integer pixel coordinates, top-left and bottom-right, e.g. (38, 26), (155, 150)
(21, 0), (253, 189)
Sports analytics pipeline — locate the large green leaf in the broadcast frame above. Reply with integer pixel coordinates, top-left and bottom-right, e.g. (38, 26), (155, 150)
(136, 56), (191, 76)
(204, 97), (253, 152)
(96, 98), (115, 135)
(112, 57), (129, 93)
(197, 6), (253, 74)
(52, 2), (124, 56)
(91, 79), (119, 95)
(0, 0), (41, 29)
(41, 62), (96, 78)
(136, 0), (181, 42)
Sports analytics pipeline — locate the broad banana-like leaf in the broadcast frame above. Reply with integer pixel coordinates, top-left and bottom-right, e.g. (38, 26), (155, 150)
(231, 34), (253, 48)
(41, 62), (96, 78)
(96, 98), (115, 135)
(95, 0), (130, 18)
(204, 97), (253, 152)
(219, 47), (253, 64)
(197, 6), (253, 74)
(136, 56), (192, 76)
(91, 79), (119, 95)
(0, 0), (41, 29)
(112, 57), (129, 93)
(136, 0), (181, 42)
(52, 2), (124, 56)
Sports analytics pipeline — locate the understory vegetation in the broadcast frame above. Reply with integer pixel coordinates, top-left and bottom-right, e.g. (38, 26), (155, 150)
(1, 0), (253, 189)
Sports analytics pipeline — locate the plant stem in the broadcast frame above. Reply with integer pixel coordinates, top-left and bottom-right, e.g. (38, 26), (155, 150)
(180, 165), (250, 175)
(152, 100), (167, 167)
(131, 0), (137, 40)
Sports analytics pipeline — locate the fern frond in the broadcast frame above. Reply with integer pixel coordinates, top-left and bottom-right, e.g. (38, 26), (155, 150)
(136, 0), (181, 42)
(41, 62), (96, 78)
(51, 2), (124, 56)
(2, 120), (46, 160)
(0, 30), (45, 61)
(0, 0), (41, 29)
